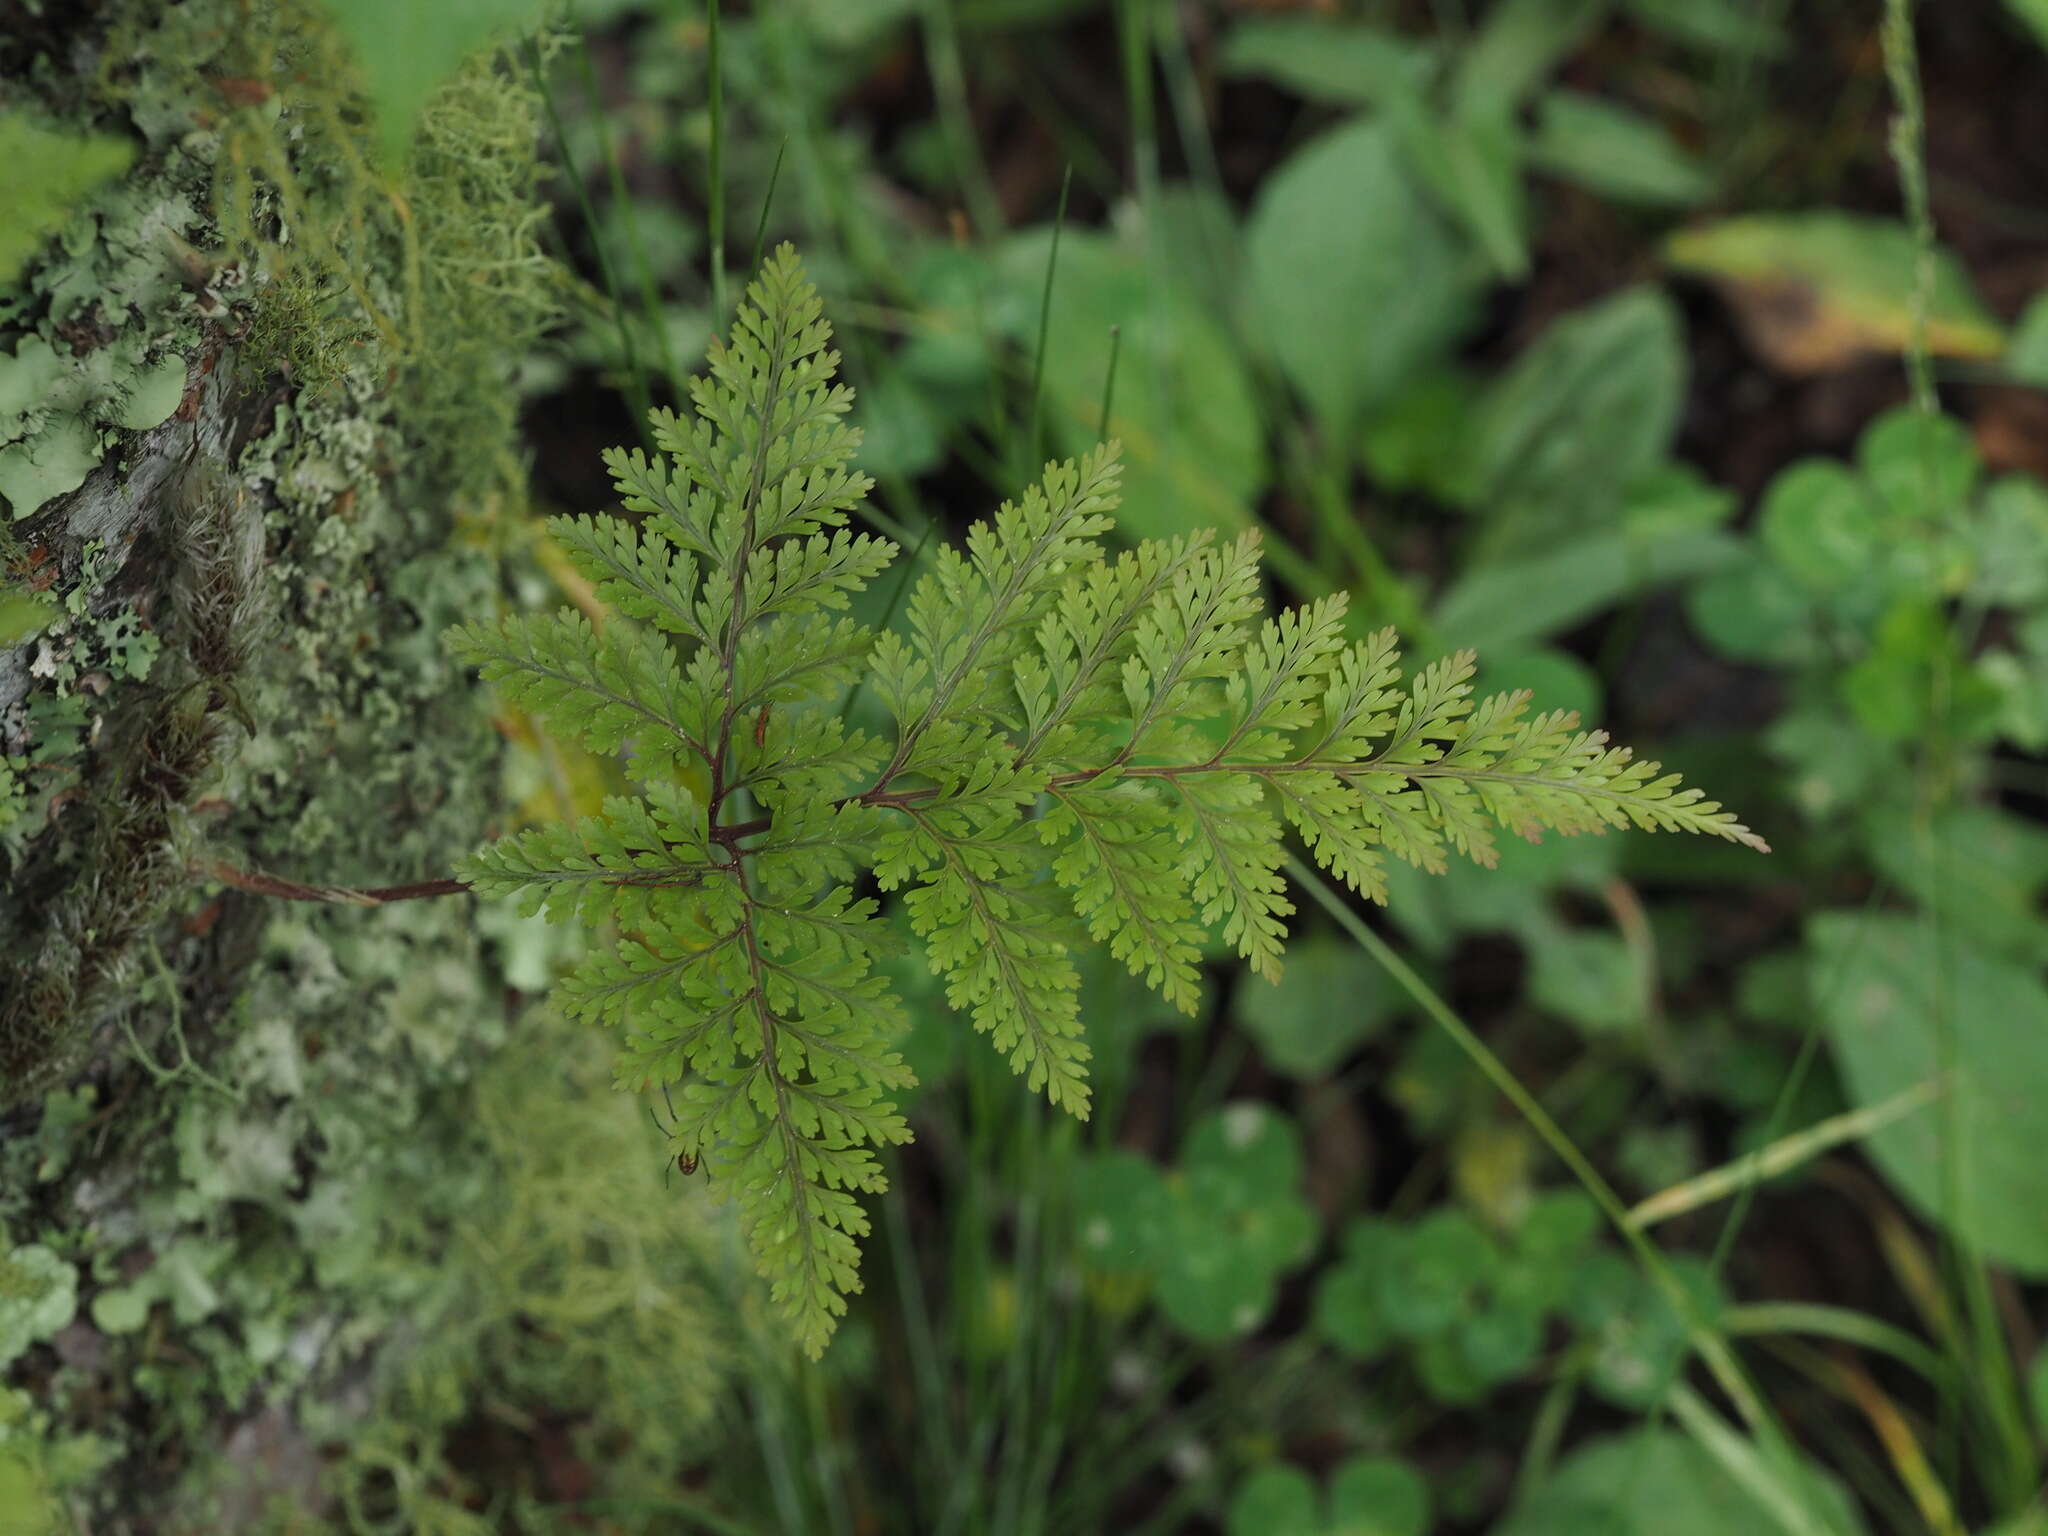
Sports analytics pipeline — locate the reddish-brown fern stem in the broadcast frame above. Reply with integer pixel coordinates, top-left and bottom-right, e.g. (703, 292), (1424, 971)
(195, 860), (471, 906)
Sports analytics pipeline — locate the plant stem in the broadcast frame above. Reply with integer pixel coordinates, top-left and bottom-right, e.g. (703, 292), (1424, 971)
(1627, 1078), (1943, 1230)
(196, 860), (469, 904)
(707, 0), (726, 319)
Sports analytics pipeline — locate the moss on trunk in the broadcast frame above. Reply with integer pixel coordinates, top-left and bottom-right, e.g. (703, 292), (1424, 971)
(0, 3), (596, 1524)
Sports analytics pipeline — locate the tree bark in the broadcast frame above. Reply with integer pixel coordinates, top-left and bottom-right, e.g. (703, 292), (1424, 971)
(0, 3), (553, 1523)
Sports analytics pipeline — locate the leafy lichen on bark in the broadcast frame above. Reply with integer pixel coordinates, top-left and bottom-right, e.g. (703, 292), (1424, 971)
(0, 1), (591, 1524)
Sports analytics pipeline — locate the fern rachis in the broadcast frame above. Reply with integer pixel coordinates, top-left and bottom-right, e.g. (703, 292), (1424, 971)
(446, 246), (1766, 1356)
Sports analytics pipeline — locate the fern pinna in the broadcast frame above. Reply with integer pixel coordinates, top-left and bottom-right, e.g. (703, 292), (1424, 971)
(448, 247), (1765, 1356)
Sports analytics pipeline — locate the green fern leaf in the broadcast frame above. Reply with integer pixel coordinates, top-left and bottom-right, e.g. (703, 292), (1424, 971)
(449, 244), (1766, 1356)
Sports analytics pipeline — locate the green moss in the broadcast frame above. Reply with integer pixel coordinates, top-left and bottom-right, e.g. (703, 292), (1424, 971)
(313, 1006), (731, 1533)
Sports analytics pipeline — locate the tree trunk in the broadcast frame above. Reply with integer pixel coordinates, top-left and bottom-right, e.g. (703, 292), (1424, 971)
(1, 2), (555, 1522)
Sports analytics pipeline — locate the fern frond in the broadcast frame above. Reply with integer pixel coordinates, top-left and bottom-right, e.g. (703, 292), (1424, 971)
(458, 791), (715, 924)
(549, 513), (711, 642)
(447, 611), (716, 763)
(451, 245), (1765, 1357)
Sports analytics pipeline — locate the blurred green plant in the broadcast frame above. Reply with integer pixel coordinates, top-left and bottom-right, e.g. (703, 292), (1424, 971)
(1226, 1453), (1431, 1536)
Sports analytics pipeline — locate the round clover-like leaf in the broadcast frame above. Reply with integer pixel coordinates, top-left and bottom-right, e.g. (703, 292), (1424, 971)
(1227, 1464), (1323, 1536)
(1183, 1101), (1307, 1205)
(1855, 405), (1978, 523)
(1415, 1326), (1492, 1404)
(1232, 1456), (1432, 1536)
(1582, 1256), (1722, 1411)
(1314, 1219), (1401, 1360)
(1379, 1208), (1493, 1339)
(1328, 1455), (1432, 1536)
(0, 1246), (78, 1368)
(1234, 938), (1396, 1079)
(1685, 551), (1822, 666)
(1758, 459), (1886, 600)
(1968, 475), (2048, 607)
(1153, 1103), (1317, 1340)
(1458, 1300), (1545, 1385)
(1153, 1247), (1274, 1340)
(1560, 1248), (1637, 1333)
(1075, 1149), (1172, 1279)
(1516, 1188), (1601, 1265)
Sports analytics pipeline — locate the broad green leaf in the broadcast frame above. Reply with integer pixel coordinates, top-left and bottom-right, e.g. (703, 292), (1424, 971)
(1390, 93), (1529, 279)
(1865, 806), (2048, 962)
(1219, 17), (1440, 105)
(89, 1286), (151, 1335)
(1361, 368), (1481, 503)
(111, 354), (188, 431)
(1813, 914), (2048, 1272)
(1182, 1102), (1306, 1217)
(1838, 600), (1999, 742)
(1079, 1109), (1315, 1339)
(1454, 1302), (1544, 1384)
(1234, 937), (1396, 1078)
(2009, 291), (2048, 386)
(2007, 0), (2048, 52)
(1514, 1188), (1601, 1271)
(1530, 90), (1712, 206)
(1441, 530), (1737, 651)
(1495, 1430), (1864, 1536)
(1579, 1256), (1721, 1410)
(0, 114), (134, 289)
(785, 0), (913, 49)
(1229, 1456), (1431, 1536)
(1666, 214), (2006, 371)
(1764, 702), (1896, 821)
(324, 0), (548, 161)
(1441, 465), (1738, 651)
(0, 1449), (56, 1536)
(1624, 0), (1787, 56)
(999, 229), (1265, 542)
(1527, 927), (1640, 1033)
(1245, 120), (1477, 438)
(1467, 286), (1686, 558)
(1451, 0), (1610, 120)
